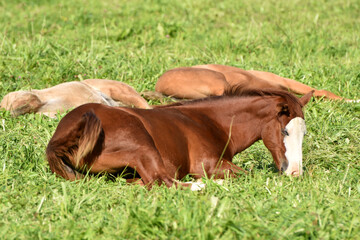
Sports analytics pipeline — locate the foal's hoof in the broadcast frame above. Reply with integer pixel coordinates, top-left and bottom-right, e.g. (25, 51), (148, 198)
(346, 99), (360, 103)
(189, 182), (206, 191)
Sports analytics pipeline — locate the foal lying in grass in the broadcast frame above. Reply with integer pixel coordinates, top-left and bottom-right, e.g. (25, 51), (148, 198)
(155, 64), (356, 101)
(0, 79), (150, 117)
(46, 87), (313, 190)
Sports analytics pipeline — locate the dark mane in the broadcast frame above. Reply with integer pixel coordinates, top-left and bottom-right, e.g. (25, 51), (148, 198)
(153, 101), (188, 108)
(224, 84), (304, 117)
(154, 95), (227, 108)
(155, 85), (304, 117)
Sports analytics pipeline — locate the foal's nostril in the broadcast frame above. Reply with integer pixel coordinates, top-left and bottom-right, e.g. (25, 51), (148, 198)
(281, 161), (288, 173)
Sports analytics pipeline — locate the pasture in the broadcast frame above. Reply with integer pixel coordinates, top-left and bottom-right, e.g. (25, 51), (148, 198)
(0, 0), (359, 239)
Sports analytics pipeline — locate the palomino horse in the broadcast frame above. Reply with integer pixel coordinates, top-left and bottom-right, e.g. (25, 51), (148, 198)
(0, 79), (150, 117)
(155, 64), (352, 101)
(46, 87), (313, 189)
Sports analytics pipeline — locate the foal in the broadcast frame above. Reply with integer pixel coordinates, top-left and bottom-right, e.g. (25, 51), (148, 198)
(1, 79), (150, 117)
(155, 64), (351, 101)
(46, 88), (313, 189)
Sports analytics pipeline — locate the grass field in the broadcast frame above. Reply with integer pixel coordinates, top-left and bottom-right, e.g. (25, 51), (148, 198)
(0, 0), (359, 239)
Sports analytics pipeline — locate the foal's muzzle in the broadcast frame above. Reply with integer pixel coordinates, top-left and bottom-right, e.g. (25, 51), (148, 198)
(282, 117), (306, 176)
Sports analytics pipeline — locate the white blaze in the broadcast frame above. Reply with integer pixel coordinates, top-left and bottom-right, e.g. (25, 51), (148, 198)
(283, 117), (306, 176)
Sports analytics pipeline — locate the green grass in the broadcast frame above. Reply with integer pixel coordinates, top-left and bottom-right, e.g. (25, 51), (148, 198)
(0, 0), (359, 239)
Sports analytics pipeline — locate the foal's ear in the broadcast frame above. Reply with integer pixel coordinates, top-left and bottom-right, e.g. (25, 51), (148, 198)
(299, 90), (314, 107)
(277, 103), (290, 116)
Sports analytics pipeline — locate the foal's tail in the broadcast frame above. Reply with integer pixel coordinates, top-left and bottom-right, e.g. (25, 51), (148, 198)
(46, 111), (102, 180)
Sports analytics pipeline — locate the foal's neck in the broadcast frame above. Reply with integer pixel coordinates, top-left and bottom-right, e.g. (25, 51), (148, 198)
(185, 96), (274, 155)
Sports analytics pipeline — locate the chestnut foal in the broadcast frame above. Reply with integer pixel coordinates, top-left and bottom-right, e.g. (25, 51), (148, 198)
(156, 64), (352, 101)
(46, 87), (313, 189)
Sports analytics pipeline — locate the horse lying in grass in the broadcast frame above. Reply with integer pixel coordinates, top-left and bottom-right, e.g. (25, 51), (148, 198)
(46, 87), (313, 190)
(0, 79), (150, 118)
(155, 64), (354, 101)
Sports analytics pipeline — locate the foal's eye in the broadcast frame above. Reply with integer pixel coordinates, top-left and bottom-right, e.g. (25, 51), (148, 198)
(281, 129), (289, 136)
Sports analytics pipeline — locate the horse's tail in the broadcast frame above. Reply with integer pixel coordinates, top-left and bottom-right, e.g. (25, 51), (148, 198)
(46, 111), (102, 180)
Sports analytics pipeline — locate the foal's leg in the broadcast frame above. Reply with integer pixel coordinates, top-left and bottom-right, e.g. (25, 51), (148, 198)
(182, 160), (245, 191)
(90, 150), (205, 190)
(206, 160), (246, 179)
(89, 149), (178, 189)
(248, 70), (347, 100)
(82, 79), (151, 109)
(126, 178), (145, 186)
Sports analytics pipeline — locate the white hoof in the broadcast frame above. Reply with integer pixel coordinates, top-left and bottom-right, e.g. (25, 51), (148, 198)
(189, 182), (206, 191)
(346, 99), (360, 103)
(214, 179), (224, 185)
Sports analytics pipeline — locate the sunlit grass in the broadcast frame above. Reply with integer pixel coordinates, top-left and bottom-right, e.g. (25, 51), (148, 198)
(0, 0), (359, 239)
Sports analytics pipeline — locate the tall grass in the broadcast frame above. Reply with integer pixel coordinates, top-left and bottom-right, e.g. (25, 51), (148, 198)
(0, 0), (359, 239)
